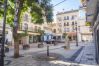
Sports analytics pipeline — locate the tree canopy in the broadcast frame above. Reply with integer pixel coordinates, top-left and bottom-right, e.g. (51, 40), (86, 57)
(40, 0), (53, 22)
(0, 0), (53, 26)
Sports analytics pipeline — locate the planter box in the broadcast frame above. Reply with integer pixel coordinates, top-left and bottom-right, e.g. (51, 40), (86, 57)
(23, 45), (30, 50)
(38, 44), (43, 48)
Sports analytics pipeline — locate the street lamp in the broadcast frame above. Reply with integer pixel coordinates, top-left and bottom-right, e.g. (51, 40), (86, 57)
(75, 22), (78, 46)
(0, 0), (7, 66)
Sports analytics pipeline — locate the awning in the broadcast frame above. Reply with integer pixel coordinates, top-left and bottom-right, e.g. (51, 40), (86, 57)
(28, 32), (40, 35)
(67, 32), (76, 36)
(17, 30), (40, 35)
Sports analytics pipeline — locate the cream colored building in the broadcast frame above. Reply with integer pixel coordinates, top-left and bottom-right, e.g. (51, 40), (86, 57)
(18, 11), (42, 45)
(80, 0), (99, 63)
(50, 22), (63, 41)
(19, 10), (54, 44)
(56, 10), (79, 41)
(56, 9), (92, 42)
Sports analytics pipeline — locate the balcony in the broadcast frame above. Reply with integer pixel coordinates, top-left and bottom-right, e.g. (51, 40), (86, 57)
(18, 24), (41, 35)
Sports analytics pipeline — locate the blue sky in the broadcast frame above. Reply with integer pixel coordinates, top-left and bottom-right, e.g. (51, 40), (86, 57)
(51, 0), (82, 21)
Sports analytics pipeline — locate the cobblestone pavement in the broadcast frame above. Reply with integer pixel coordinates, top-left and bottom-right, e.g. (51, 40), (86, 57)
(4, 42), (98, 66)
(75, 42), (98, 66)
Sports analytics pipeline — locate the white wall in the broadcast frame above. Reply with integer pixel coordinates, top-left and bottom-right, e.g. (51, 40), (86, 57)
(6, 29), (13, 42)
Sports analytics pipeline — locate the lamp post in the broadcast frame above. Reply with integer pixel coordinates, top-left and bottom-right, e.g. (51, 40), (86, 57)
(0, 0), (7, 66)
(75, 22), (78, 46)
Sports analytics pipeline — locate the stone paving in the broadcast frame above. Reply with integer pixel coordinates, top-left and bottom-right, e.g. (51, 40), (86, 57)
(75, 42), (98, 66)
(4, 42), (98, 66)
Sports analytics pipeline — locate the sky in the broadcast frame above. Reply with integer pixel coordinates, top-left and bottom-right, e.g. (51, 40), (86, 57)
(51, 0), (82, 21)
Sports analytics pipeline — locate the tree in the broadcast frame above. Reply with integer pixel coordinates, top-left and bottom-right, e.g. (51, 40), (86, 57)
(62, 33), (67, 39)
(0, 0), (14, 27)
(62, 33), (70, 49)
(39, 0), (53, 56)
(38, 29), (45, 43)
(12, 0), (44, 58)
(40, 0), (53, 22)
(0, 0), (53, 58)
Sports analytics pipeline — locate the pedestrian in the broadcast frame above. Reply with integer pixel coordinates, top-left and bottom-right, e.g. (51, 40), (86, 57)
(5, 39), (8, 45)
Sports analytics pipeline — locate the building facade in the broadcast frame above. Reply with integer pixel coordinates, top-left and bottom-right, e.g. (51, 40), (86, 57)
(50, 22), (63, 41)
(42, 23), (53, 42)
(56, 9), (92, 42)
(56, 10), (79, 41)
(18, 11), (42, 45)
(81, 0), (99, 64)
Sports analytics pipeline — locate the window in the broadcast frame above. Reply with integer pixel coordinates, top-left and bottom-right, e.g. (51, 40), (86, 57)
(57, 17), (62, 21)
(64, 23), (66, 26)
(72, 22), (74, 25)
(67, 16), (69, 20)
(64, 16), (67, 20)
(24, 14), (29, 22)
(67, 28), (69, 32)
(71, 16), (75, 20)
(53, 29), (56, 33)
(67, 22), (69, 26)
(75, 21), (77, 25)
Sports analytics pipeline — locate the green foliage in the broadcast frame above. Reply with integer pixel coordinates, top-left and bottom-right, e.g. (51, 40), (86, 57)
(0, 0), (53, 29)
(0, 0), (4, 18)
(86, 22), (91, 26)
(0, 0), (14, 27)
(46, 4), (53, 22)
(40, 0), (53, 22)
(18, 30), (28, 38)
(62, 33), (67, 38)
(21, 0), (44, 24)
(38, 29), (45, 35)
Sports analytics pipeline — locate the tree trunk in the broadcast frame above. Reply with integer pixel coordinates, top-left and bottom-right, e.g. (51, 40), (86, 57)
(14, 39), (19, 58)
(13, 0), (23, 58)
